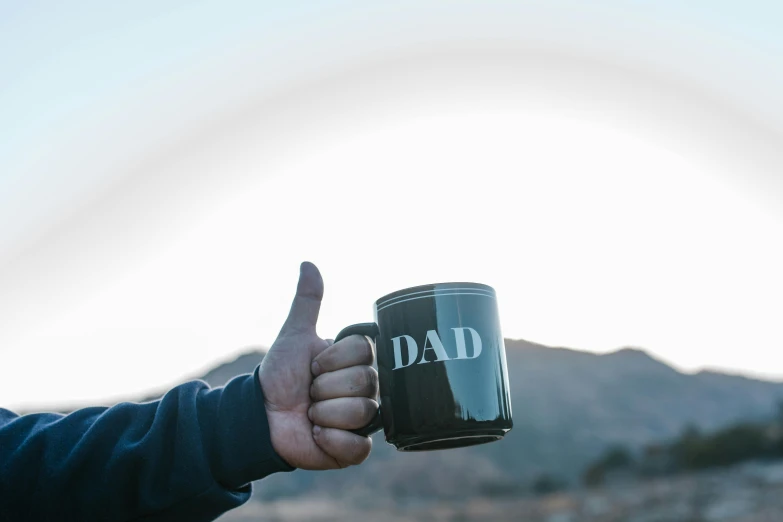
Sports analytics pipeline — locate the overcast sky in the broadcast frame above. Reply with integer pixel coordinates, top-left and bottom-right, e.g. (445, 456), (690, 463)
(1, 1), (782, 410)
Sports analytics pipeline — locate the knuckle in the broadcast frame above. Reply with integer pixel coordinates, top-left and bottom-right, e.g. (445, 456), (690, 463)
(349, 436), (371, 464)
(349, 366), (373, 393)
(361, 337), (374, 363)
(361, 398), (376, 422)
(349, 335), (373, 363)
(363, 367), (379, 395)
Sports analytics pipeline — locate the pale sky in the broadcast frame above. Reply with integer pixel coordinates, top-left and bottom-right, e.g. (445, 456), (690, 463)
(1, 1), (782, 410)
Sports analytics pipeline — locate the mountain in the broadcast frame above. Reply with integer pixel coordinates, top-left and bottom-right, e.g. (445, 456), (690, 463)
(199, 350), (267, 388)
(187, 339), (783, 501)
(37, 338), (783, 501)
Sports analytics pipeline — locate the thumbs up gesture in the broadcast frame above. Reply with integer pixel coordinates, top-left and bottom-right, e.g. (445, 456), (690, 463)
(258, 262), (379, 470)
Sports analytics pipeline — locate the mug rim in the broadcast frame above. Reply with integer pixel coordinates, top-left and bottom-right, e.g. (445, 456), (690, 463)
(374, 282), (496, 310)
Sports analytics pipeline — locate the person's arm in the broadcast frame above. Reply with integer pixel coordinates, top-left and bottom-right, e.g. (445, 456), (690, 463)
(0, 262), (378, 522)
(0, 366), (293, 522)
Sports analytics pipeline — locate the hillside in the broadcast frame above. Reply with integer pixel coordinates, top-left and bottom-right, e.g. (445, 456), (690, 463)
(38, 338), (783, 501)
(183, 339), (783, 501)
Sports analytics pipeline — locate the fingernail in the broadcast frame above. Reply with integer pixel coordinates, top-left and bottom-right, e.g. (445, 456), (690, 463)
(311, 360), (321, 375)
(308, 405), (314, 421)
(312, 425), (321, 437)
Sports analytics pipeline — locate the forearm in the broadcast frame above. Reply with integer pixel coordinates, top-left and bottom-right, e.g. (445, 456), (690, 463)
(0, 366), (292, 522)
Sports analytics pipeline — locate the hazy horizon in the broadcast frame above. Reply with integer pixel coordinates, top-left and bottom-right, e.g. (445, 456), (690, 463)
(13, 335), (783, 413)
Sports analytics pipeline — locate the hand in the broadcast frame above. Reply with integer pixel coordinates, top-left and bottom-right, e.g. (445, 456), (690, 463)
(258, 262), (379, 470)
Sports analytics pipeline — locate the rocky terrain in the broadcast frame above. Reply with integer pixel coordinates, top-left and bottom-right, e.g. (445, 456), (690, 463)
(220, 460), (783, 522)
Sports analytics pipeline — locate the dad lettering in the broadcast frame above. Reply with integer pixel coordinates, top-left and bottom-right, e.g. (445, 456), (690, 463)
(391, 327), (483, 370)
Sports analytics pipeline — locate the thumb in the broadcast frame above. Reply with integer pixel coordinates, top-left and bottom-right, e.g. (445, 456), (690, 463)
(280, 261), (324, 334)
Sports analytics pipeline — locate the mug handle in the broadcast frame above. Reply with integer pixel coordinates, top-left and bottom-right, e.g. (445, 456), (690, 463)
(334, 322), (384, 437)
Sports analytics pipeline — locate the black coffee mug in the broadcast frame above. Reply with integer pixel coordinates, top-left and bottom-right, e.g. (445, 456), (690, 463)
(335, 282), (513, 451)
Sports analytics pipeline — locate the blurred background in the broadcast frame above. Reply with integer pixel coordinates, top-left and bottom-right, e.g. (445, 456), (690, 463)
(2, 1), (783, 520)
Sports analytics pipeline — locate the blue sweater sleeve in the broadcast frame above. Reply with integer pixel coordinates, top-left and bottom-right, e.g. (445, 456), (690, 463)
(0, 365), (294, 522)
